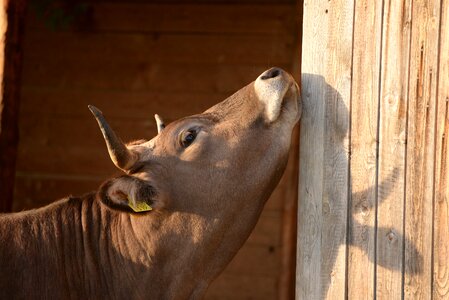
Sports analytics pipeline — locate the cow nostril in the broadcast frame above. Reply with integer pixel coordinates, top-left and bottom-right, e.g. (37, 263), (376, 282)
(260, 68), (281, 80)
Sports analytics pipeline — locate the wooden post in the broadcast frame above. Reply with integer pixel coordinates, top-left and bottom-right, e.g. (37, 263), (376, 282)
(297, 0), (353, 298)
(0, 0), (26, 212)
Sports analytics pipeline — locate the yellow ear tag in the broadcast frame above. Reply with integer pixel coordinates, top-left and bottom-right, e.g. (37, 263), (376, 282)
(127, 197), (153, 212)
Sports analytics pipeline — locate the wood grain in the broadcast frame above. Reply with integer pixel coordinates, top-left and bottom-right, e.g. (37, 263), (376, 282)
(299, 0), (449, 298)
(404, 0), (441, 298)
(320, 0), (353, 298)
(297, 0), (353, 298)
(433, 0), (449, 298)
(376, 0), (412, 298)
(297, 0), (328, 297)
(347, 0), (383, 299)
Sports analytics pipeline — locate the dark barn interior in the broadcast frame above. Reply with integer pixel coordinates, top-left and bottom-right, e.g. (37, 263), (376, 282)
(8, 0), (300, 298)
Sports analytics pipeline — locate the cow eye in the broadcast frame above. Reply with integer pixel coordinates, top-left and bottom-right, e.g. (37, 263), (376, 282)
(180, 130), (197, 148)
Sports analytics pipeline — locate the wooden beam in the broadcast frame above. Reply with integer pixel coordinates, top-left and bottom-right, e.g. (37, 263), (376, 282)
(0, 0), (26, 212)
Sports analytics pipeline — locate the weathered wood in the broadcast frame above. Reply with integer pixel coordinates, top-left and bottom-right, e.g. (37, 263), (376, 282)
(347, 0), (383, 299)
(376, 0), (412, 298)
(404, 0), (441, 298)
(29, 3), (295, 35)
(319, 0), (353, 298)
(300, 0), (449, 298)
(433, 0), (449, 298)
(297, 1), (327, 297)
(297, 0), (353, 298)
(0, 0), (26, 212)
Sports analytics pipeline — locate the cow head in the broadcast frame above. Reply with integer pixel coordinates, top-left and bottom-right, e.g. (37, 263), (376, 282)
(91, 67), (301, 217)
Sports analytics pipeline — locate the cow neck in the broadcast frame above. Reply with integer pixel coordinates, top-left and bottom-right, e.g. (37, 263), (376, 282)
(111, 195), (266, 296)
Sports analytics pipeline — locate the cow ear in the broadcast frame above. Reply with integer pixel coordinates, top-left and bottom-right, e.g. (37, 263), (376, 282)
(98, 176), (163, 213)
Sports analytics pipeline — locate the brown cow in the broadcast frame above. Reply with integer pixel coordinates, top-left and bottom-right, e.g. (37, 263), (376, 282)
(0, 68), (301, 299)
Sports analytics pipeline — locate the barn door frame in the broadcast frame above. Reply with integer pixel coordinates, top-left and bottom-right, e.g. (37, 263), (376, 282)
(0, 0), (27, 212)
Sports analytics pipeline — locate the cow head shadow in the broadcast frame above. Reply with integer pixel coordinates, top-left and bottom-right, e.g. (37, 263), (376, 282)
(300, 74), (422, 297)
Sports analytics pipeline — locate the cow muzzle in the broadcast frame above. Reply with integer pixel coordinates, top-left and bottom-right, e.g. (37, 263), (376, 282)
(254, 67), (300, 123)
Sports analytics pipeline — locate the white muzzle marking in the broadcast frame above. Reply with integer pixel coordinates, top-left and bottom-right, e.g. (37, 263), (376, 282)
(254, 68), (291, 122)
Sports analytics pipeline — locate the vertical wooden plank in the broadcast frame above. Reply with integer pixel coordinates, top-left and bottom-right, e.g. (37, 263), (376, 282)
(320, 0), (353, 298)
(347, 0), (383, 299)
(0, 0), (26, 212)
(297, 0), (353, 298)
(433, 0), (449, 298)
(404, 0), (441, 298)
(297, 2), (327, 297)
(376, 0), (412, 298)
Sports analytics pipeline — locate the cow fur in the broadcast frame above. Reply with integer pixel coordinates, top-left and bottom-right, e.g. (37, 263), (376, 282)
(0, 68), (301, 299)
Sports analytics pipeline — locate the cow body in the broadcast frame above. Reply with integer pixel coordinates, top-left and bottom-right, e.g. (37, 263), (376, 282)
(0, 68), (301, 299)
(1, 194), (263, 299)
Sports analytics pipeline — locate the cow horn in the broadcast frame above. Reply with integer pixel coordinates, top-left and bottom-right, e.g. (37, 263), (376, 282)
(154, 114), (165, 134)
(88, 105), (137, 171)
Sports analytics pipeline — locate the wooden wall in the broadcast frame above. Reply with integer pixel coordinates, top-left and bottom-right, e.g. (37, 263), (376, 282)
(298, 0), (448, 299)
(14, 1), (299, 299)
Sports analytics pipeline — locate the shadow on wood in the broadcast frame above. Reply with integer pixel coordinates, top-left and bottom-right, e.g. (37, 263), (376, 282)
(297, 74), (422, 298)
